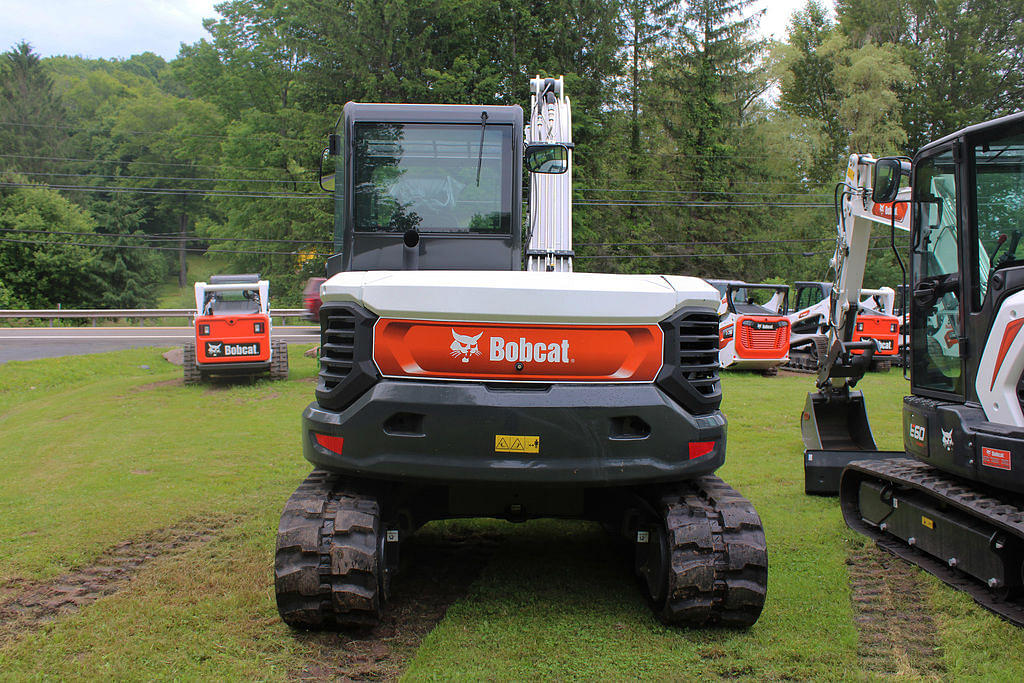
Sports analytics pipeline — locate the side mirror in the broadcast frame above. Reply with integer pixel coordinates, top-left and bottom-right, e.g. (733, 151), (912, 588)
(328, 133), (341, 156)
(872, 157), (902, 204)
(319, 147), (335, 193)
(525, 144), (570, 174)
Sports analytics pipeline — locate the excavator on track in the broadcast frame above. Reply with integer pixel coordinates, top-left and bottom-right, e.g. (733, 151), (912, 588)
(801, 111), (1024, 624)
(274, 78), (767, 630)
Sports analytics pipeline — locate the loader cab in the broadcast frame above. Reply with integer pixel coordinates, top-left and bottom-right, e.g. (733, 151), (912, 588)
(792, 282), (830, 314)
(199, 274), (267, 317)
(321, 103), (525, 275)
(790, 282), (831, 335)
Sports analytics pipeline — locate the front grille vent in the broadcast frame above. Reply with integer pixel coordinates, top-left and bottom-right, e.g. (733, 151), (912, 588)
(677, 311), (720, 396)
(318, 308), (357, 391)
(314, 303), (379, 412)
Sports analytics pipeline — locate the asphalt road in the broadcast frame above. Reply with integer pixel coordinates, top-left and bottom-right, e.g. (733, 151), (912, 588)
(0, 326), (319, 364)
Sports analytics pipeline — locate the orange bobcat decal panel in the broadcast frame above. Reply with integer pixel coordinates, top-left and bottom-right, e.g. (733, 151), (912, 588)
(851, 313), (899, 356)
(373, 319), (663, 382)
(195, 313), (271, 363)
(733, 316), (789, 360)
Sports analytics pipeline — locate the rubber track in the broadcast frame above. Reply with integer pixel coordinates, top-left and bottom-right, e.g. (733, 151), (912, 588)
(784, 335), (828, 374)
(658, 475), (768, 627)
(870, 359), (891, 373)
(275, 469), (383, 629)
(183, 341), (200, 385)
(841, 458), (1024, 626)
(270, 338), (289, 380)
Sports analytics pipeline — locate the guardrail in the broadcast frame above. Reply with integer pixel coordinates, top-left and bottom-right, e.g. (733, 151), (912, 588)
(0, 308), (309, 325)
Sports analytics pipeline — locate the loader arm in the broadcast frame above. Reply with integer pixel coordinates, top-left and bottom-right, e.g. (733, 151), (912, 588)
(801, 154), (911, 478)
(817, 154), (911, 391)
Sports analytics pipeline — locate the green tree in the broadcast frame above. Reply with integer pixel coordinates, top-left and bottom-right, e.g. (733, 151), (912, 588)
(0, 42), (69, 174)
(0, 179), (163, 308)
(838, 0), (1024, 149)
(775, 0), (845, 182)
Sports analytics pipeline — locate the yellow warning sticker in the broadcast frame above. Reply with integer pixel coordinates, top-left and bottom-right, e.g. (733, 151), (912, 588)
(921, 516), (934, 529)
(495, 435), (540, 453)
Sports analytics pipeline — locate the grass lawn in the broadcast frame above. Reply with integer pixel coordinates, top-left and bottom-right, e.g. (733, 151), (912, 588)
(1, 353), (1023, 679)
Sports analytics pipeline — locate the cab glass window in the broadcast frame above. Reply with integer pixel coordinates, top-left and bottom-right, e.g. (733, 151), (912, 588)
(352, 123), (513, 234)
(973, 132), (1024, 305)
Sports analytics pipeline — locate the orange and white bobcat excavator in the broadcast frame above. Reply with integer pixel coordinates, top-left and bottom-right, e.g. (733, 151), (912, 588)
(802, 112), (1024, 624)
(274, 77), (768, 631)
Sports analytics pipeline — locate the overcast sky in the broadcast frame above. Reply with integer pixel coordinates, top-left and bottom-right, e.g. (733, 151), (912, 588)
(0, 0), (817, 62)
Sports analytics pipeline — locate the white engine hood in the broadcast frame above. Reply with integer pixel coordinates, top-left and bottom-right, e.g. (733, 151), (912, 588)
(320, 270), (719, 323)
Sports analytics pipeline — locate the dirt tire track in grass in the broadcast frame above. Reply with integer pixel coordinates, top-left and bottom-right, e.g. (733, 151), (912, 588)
(291, 529), (502, 681)
(0, 514), (239, 642)
(847, 544), (945, 678)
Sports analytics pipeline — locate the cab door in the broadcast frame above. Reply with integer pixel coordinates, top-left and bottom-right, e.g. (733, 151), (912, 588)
(910, 146), (964, 399)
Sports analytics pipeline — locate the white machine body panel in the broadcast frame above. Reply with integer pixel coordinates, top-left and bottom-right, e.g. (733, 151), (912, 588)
(976, 291), (1024, 428)
(321, 270), (719, 323)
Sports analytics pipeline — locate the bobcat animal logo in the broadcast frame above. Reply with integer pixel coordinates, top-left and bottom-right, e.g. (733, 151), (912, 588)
(450, 329), (483, 363)
(208, 343), (223, 356)
(941, 428), (953, 451)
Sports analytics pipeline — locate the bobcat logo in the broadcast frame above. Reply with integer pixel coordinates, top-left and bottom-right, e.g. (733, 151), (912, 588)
(941, 428), (953, 451)
(208, 342), (223, 356)
(450, 329), (483, 363)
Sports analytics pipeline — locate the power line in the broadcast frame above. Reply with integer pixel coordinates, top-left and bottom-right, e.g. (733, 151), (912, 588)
(0, 227), (333, 246)
(580, 235), (905, 247)
(6, 171), (827, 196)
(580, 237), (828, 247)
(575, 200), (831, 208)
(574, 187), (832, 198)
(0, 181), (324, 200)
(0, 235), (329, 257)
(7, 169), (318, 185)
(577, 246), (900, 260)
(0, 152), (285, 173)
(2, 153), (834, 186)
(0, 180), (832, 207)
(0, 233), (853, 260)
(0, 119), (313, 144)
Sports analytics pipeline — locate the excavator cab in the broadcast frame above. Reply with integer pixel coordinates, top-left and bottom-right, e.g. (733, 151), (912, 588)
(321, 103), (525, 275)
(319, 102), (574, 277)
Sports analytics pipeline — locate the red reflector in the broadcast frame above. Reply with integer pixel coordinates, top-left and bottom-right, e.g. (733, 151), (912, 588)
(315, 433), (344, 455)
(689, 441), (714, 460)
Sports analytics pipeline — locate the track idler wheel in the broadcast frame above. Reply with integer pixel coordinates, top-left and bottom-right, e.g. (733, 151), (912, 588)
(634, 476), (768, 627)
(275, 470), (393, 629)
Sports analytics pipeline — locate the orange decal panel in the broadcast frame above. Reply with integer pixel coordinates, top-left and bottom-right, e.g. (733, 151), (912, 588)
(851, 314), (899, 356)
(373, 319), (663, 382)
(733, 316), (789, 360)
(195, 313), (271, 363)
(871, 201), (908, 222)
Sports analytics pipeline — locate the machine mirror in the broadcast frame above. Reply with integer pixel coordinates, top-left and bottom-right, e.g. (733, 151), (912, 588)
(525, 144), (569, 174)
(872, 157), (901, 204)
(319, 147), (336, 193)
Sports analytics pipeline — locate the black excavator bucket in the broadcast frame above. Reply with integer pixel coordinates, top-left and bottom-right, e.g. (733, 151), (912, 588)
(801, 390), (901, 495)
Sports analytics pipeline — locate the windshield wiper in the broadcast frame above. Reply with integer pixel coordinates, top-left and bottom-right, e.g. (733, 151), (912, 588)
(476, 111), (488, 186)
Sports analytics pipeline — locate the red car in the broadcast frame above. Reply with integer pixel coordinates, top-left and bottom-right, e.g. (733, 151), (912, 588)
(303, 277), (326, 322)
